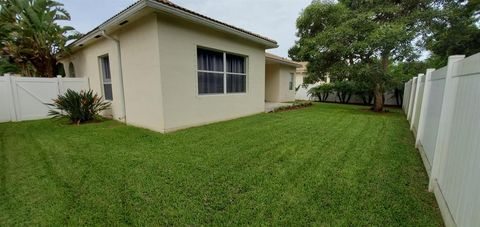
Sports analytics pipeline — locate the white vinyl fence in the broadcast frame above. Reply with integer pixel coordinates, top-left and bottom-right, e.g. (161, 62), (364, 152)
(0, 75), (89, 123)
(403, 54), (480, 227)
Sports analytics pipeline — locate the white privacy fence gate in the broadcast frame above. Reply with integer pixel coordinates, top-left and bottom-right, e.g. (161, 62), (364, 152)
(403, 54), (480, 227)
(0, 75), (89, 123)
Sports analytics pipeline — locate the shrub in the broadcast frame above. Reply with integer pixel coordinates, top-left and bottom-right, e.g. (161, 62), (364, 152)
(332, 81), (354, 103)
(352, 81), (374, 105)
(308, 83), (333, 101)
(48, 89), (111, 125)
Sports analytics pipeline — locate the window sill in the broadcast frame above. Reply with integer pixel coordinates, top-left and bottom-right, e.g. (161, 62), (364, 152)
(197, 93), (247, 98)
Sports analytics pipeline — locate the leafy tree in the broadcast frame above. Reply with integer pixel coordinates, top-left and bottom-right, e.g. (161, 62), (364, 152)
(0, 0), (79, 77)
(425, 0), (480, 67)
(289, 0), (433, 111)
(389, 61), (428, 106)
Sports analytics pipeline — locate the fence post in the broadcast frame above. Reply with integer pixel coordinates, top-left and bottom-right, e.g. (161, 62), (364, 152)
(428, 55), (465, 192)
(416, 69), (435, 148)
(8, 75), (20, 122)
(402, 82), (408, 111)
(404, 79), (412, 113)
(410, 73), (424, 130)
(57, 75), (63, 95)
(4, 75), (17, 122)
(407, 77), (417, 121)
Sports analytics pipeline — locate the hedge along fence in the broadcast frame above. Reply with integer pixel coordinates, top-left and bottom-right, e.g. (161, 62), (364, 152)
(403, 54), (480, 227)
(300, 83), (400, 106)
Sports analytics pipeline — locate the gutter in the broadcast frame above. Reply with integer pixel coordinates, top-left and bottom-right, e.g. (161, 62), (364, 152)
(102, 30), (127, 123)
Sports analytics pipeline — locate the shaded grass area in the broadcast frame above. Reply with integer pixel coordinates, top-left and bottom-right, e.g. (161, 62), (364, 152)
(0, 103), (443, 226)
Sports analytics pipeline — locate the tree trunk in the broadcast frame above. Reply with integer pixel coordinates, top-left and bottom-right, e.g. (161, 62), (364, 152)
(372, 53), (389, 112)
(373, 83), (383, 112)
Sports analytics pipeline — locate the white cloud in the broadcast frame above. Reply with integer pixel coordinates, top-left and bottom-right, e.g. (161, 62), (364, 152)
(58, 0), (311, 58)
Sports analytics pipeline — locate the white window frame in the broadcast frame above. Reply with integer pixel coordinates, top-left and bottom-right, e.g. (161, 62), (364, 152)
(289, 73), (294, 90)
(196, 47), (248, 96)
(99, 55), (113, 101)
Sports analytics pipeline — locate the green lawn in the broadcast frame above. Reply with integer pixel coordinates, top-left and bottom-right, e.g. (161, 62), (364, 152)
(0, 103), (443, 226)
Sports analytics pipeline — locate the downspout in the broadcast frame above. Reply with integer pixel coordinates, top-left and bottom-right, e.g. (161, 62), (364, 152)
(102, 30), (127, 123)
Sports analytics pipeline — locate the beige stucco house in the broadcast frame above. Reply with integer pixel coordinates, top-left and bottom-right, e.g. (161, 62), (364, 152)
(295, 62), (331, 100)
(60, 0), (300, 133)
(265, 53), (301, 103)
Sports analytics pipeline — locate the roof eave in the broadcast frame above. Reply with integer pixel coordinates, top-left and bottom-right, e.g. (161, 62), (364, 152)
(266, 57), (302, 68)
(68, 1), (147, 49)
(146, 0), (278, 48)
(68, 0), (278, 50)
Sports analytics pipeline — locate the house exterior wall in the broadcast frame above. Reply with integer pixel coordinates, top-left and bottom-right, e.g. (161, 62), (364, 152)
(156, 13), (266, 132)
(295, 73), (304, 87)
(265, 64), (280, 102)
(59, 34), (122, 120)
(60, 12), (271, 133)
(119, 14), (164, 132)
(265, 64), (296, 102)
(60, 15), (164, 131)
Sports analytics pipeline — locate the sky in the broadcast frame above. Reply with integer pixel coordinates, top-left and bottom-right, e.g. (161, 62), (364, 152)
(57, 0), (312, 58)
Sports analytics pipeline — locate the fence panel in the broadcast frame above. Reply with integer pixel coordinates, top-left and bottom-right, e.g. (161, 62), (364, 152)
(0, 77), (14, 122)
(60, 78), (89, 94)
(406, 53), (480, 227)
(407, 77), (417, 121)
(0, 75), (89, 123)
(411, 74), (425, 135)
(419, 66), (447, 168)
(436, 54), (480, 227)
(13, 77), (60, 121)
(403, 79), (412, 112)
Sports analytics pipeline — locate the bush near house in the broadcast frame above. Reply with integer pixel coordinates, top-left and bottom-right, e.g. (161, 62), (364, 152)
(48, 89), (110, 124)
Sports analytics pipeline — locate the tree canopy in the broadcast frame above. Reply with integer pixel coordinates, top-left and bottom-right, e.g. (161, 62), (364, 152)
(425, 0), (480, 67)
(0, 0), (79, 77)
(289, 0), (434, 111)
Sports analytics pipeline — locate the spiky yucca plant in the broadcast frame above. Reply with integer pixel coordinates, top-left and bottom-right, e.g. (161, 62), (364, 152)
(48, 89), (110, 125)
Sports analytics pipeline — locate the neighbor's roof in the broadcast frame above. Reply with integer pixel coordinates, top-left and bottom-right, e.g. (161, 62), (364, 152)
(70, 0), (278, 49)
(296, 62), (308, 73)
(265, 53), (302, 68)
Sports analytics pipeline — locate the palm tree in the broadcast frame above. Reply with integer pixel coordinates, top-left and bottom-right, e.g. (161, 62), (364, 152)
(0, 0), (79, 77)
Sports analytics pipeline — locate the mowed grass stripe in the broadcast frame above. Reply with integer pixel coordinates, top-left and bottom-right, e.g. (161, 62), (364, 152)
(0, 103), (443, 226)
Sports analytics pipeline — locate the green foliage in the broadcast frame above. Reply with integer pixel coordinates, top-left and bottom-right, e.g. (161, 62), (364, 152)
(332, 80), (354, 104)
(389, 61), (428, 106)
(0, 0), (80, 77)
(289, 0), (434, 111)
(308, 83), (333, 101)
(425, 0), (480, 67)
(48, 89), (111, 124)
(352, 81), (374, 105)
(0, 56), (20, 74)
